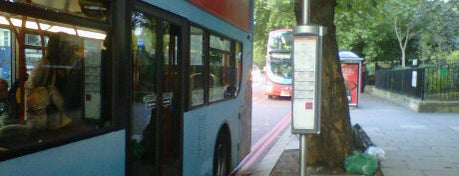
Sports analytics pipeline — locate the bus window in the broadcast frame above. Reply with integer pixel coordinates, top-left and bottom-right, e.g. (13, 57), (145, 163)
(235, 42), (242, 96)
(209, 51), (229, 102)
(209, 34), (232, 102)
(210, 35), (230, 51)
(0, 28), (11, 85)
(0, 29), (10, 46)
(189, 26), (204, 107)
(25, 0), (110, 21)
(0, 13), (109, 152)
(131, 12), (158, 174)
(188, 31), (238, 105)
(25, 34), (47, 73)
(131, 11), (156, 129)
(130, 10), (184, 175)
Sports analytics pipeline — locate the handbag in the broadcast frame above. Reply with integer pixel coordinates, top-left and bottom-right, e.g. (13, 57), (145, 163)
(26, 86), (69, 130)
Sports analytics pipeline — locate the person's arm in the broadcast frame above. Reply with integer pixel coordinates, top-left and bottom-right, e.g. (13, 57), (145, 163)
(25, 59), (51, 93)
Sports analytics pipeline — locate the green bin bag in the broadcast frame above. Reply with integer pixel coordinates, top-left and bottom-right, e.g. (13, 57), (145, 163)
(344, 151), (378, 175)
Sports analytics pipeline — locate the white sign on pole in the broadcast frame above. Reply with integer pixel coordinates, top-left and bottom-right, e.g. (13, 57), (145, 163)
(291, 32), (322, 134)
(293, 37), (317, 131)
(411, 71), (417, 87)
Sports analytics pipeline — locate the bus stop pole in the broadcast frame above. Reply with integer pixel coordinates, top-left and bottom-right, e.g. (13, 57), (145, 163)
(300, 134), (307, 176)
(300, 1), (309, 176)
(302, 0), (310, 25)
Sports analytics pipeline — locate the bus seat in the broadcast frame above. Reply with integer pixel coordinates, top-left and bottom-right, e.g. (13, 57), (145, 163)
(190, 73), (203, 89)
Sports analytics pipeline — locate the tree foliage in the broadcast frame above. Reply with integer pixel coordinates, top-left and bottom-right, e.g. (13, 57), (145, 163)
(253, 0), (296, 67)
(382, 0), (424, 67)
(415, 0), (459, 64)
(335, 0), (459, 67)
(335, 0), (391, 62)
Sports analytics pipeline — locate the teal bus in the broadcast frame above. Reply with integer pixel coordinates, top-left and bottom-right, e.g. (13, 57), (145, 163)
(0, 0), (253, 175)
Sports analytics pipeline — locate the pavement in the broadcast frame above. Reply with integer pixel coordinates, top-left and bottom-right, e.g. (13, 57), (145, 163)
(248, 93), (459, 176)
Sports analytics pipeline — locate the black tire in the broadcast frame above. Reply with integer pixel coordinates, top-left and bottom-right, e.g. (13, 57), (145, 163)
(213, 129), (231, 176)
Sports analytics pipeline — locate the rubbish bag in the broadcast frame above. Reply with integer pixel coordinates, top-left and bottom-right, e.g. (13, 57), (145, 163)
(344, 151), (379, 176)
(365, 146), (386, 161)
(352, 124), (373, 152)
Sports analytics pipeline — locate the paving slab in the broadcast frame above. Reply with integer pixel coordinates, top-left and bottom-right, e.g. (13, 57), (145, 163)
(251, 93), (459, 176)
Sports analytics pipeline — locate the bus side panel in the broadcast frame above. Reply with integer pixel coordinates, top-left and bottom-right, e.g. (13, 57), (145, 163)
(0, 130), (125, 176)
(143, 0), (248, 40)
(183, 110), (210, 176)
(144, 0), (253, 175)
(183, 101), (241, 176)
(239, 42), (253, 162)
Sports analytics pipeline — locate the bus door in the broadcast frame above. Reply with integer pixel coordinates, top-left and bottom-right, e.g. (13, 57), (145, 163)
(130, 7), (186, 176)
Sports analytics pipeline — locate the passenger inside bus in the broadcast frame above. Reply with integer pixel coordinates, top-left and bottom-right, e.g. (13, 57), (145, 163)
(0, 32), (92, 150)
(0, 78), (9, 127)
(0, 78), (20, 127)
(25, 32), (85, 126)
(273, 66), (280, 75)
(26, 32), (85, 112)
(282, 64), (292, 79)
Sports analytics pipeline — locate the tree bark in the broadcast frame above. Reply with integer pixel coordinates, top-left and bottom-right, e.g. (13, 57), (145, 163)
(294, 0), (354, 168)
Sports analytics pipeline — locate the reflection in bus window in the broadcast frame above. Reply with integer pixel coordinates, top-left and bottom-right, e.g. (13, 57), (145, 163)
(25, 0), (111, 21)
(209, 35), (233, 102)
(130, 12), (184, 175)
(188, 30), (240, 106)
(235, 42), (242, 96)
(209, 51), (227, 102)
(131, 12), (158, 174)
(189, 27), (204, 106)
(132, 12), (156, 93)
(210, 35), (231, 51)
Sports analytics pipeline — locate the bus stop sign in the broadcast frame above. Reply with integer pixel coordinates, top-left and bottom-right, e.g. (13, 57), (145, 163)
(291, 25), (326, 134)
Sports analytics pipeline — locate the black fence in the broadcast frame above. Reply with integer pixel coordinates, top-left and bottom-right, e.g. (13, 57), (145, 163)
(375, 64), (459, 100)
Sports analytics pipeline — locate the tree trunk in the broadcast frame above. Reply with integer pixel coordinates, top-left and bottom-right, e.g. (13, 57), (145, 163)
(294, 0), (354, 168)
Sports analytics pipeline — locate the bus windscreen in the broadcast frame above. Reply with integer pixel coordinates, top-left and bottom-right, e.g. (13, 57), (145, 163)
(265, 29), (293, 97)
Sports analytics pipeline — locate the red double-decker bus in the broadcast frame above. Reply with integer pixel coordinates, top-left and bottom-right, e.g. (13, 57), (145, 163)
(265, 29), (293, 98)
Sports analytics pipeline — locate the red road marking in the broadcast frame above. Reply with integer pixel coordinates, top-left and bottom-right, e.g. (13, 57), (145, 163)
(235, 113), (291, 175)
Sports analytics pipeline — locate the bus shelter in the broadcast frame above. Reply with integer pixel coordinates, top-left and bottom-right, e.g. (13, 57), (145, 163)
(339, 51), (364, 107)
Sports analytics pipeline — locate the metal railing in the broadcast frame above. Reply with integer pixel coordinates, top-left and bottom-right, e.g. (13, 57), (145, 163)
(374, 64), (459, 100)
(423, 64), (459, 100)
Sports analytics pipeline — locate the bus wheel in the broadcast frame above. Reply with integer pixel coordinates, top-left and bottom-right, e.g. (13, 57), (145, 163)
(213, 130), (231, 176)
